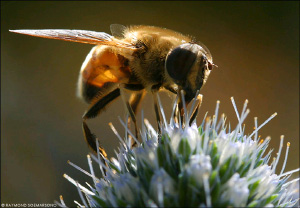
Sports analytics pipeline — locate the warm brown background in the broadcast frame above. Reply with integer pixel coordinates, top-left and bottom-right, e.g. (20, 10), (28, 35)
(1, 1), (299, 206)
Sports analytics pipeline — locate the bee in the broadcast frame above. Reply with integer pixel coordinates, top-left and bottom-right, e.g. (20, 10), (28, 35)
(10, 24), (215, 152)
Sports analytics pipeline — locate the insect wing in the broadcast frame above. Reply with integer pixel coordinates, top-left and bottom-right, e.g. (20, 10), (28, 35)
(110, 24), (127, 38)
(10, 29), (137, 49)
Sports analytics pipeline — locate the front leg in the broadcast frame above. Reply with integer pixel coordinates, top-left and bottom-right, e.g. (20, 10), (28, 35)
(82, 88), (121, 154)
(82, 121), (107, 175)
(164, 85), (177, 94)
(83, 88), (121, 120)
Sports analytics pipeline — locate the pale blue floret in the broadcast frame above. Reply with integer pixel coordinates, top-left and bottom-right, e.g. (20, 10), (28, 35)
(56, 95), (299, 208)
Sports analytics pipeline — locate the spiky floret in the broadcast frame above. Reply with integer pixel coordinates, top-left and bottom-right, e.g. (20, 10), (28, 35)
(56, 94), (299, 207)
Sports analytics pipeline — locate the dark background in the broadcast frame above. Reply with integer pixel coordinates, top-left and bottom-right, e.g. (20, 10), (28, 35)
(1, 1), (299, 206)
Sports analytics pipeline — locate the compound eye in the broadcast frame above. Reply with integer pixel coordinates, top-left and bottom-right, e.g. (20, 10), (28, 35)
(165, 43), (199, 83)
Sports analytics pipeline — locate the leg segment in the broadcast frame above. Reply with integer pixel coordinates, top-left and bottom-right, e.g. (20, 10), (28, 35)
(82, 121), (107, 175)
(83, 88), (120, 120)
(152, 92), (162, 134)
(129, 91), (146, 115)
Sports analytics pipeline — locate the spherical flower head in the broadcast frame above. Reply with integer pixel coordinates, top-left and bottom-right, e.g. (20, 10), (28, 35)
(57, 95), (299, 208)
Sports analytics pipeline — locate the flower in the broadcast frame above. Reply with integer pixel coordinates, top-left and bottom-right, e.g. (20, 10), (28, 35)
(186, 154), (212, 187)
(220, 173), (249, 207)
(55, 94), (299, 207)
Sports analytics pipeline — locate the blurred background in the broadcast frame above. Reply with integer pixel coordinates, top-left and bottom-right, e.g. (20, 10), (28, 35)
(1, 1), (299, 206)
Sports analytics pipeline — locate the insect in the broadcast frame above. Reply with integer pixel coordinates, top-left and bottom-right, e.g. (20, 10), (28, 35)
(10, 24), (215, 152)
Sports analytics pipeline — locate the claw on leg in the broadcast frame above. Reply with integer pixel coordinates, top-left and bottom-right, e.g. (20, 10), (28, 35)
(82, 121), (108, 174)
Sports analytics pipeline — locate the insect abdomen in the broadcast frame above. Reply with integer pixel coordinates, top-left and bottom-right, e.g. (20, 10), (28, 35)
(78, 45), (131, 103)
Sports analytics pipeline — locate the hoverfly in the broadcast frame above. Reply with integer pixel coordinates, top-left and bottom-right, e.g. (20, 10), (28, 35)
(10, 24), (215, 152)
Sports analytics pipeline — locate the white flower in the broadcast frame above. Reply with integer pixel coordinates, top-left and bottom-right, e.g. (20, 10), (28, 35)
(167, 121), (200, 153)
(247, 164), (279, 199)
(215, 133), (257, 165)
(220, 173), (249, 207)
(186, 154), (212, 186)
(57, 96), (299, 208)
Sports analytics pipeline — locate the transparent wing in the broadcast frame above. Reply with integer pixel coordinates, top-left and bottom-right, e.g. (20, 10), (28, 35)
(110, 24), (139, 44)
(10, 29), (137, 49)
(110, 24), (127, 38)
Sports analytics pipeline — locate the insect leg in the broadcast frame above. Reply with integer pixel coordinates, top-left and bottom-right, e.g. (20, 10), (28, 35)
(119, 88), (141, 147)
(152, 91), (162, 134)
(120, 84), (146, 147)
(82, 89), (119, 171)
(164, 85), (177, 94)
(129, 91), (146, 115)
(127, 91), (146, 147)
(123, 83), (146, 114)
(189, 94), (203, 126)
(83, 88), (120, 120)
(176, 88), (185, 127)
(82, 121), (107, 175)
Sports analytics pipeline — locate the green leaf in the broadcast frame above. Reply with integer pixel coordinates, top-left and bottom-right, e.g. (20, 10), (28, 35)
(239, 161), (251, 177)
(248, 200), (259, 207)
(210, 142), (220, 168)
(108, 162), (121, 174)
(211, 180), (220, 205)
(219, 155), (238, 184)
(156, 145), (165, 167)
(178, 138), (191, 162)
(198, 126), (203, 134)
(91, 195), (107, 207)
(263, 194), (278, 206)
(254, 159), (264, 168)
(219, 158), (230, 178)
(137, 166), (154, 191)
(178, 172), (188, 206)
(209, 170), (218, 186)
(249, 179), (260, 198)
(211, 141), (218, 155)
(117, 198), (128, 207)
(161, 133), (171, 144)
